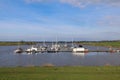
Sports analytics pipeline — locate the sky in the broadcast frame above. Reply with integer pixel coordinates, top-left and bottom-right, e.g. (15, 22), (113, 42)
(0, 0), (120, 41)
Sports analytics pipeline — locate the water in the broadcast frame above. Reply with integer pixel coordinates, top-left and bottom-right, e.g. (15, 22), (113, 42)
(0, 45), (120, 67)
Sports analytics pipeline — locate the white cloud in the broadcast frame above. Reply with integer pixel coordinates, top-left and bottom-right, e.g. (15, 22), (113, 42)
(0, 19), (86, 40)
(1, 17), (120, 41)
(25, 0), (120, 8)
(98, 15), (120, 27)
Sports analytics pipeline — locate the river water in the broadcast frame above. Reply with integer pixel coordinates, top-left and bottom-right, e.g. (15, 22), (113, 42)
(0, 45), (120, 67)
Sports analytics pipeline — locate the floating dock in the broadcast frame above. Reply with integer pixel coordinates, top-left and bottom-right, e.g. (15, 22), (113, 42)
(16, 49), (118, 53)
(14, 44), (120, 54)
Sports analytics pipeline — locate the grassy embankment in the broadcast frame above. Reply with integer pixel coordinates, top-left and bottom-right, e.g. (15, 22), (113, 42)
(0, 41), (36, 46)
(1, 41), (120, 48)
(0, 66), (120, 80)
(79, 41), (120, 48)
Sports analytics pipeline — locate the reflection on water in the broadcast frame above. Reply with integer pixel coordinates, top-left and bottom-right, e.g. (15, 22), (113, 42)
(72, 52), (85, 57)
(0, 46), (120, 67)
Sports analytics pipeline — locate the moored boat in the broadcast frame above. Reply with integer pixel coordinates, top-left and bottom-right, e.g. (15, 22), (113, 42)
(25, 46), (38, 53)
(14, 48), (23, 53)
(72, 45), (88, 53)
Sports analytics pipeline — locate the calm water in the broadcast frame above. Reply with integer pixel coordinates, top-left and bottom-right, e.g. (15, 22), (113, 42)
(0, 45), (120, 67)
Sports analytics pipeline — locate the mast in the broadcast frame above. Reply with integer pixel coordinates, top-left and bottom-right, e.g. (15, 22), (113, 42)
(56, 35), (58, 46)
(43, 40), (46, 47)
(42, 37), (46, 47)
(72, 38), (74, 47)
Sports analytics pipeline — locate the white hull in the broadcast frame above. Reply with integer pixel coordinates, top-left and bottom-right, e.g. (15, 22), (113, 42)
(73, 47), (88, 53)
(25, 46), (38, 53)
(14, 48), (23, 53)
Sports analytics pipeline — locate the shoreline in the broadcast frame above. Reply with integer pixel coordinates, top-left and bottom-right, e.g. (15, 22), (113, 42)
(1, 41), (120, 48)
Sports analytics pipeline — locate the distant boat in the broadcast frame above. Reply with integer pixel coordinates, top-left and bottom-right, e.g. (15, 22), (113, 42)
(72, 45), (88, 53)
(49, 37), (60, 53)
(14, 47), (23, 53)
(50, 44), (60, 52)
(25, 46), (38, 53)
(14, 42), (23, 53)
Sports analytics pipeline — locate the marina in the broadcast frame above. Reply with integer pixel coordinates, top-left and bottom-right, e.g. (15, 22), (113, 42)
(14, 43), (120, 54)
(0, 44), (120, 67)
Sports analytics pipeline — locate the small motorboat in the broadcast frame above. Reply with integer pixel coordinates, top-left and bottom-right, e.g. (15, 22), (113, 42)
(72, 45), (88, 53)
(14, 48), (23, 53)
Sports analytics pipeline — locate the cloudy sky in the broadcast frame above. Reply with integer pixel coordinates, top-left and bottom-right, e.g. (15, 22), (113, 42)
(0, 0), (120, 41)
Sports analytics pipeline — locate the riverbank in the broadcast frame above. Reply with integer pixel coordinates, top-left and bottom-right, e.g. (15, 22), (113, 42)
(0, 41), (36, 46)
(0, 66), (120, 80)
(1, 41), (120, 48)
(79, 41), (120, 48)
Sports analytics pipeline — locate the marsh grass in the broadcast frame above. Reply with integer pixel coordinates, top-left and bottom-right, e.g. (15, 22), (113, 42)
(0, 66), (120, 80)
(80, 41), (120, 48)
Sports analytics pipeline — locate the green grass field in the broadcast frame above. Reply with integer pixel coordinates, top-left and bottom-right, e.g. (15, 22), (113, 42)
(1, 41), (120, 48)
(0, 66), (120, 80)
(80, 41), (120, 48)
(0, 41), (36, 46)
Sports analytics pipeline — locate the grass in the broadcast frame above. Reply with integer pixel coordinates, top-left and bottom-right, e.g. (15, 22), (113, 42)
(79, 41), (120, 48)
(1, 41), (120, 48)
(0, 66), (120, 80)
(0, 41), (36, 46)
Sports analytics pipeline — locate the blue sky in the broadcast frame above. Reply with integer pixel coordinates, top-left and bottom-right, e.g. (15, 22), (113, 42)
(0, 0), (120, 41)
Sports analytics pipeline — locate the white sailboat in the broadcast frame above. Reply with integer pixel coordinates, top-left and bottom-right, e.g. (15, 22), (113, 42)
(14, 42), (23, 53)
(26, 46), (38, 54)
(50, 36), (60, 52)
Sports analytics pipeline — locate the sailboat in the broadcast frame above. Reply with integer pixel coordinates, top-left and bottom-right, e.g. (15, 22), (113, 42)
(64, 41), (68, 48)
(49, 37), (60, 53)
(14, 47), (23, 53)
(71, 38), (75, 49)
(25, 45), (38, 54)
(14, 42), (23, 53)
(54, 36), (60, 52)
